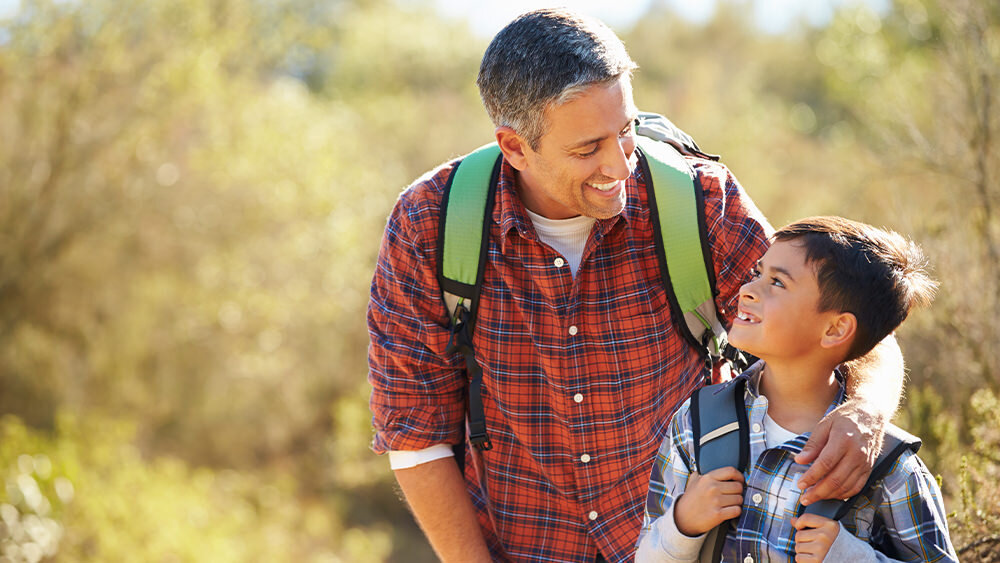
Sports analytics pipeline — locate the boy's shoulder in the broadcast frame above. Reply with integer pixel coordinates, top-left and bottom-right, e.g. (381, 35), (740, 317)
(878, 447), (936, 496)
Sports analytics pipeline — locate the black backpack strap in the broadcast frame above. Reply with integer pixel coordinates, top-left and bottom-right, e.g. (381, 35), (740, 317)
(690, 377), (750, 563)
(800, 424), (921, 520)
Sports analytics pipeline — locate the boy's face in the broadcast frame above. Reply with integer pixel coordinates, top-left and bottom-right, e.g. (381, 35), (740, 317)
(729, 239), (839, 362)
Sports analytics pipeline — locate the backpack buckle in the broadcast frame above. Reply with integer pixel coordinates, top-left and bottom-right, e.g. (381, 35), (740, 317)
(446, 303), (473, 355)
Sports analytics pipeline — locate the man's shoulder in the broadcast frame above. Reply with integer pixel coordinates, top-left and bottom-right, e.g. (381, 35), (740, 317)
(386, 156), (473, 245)
(396, 157), (460, 214)
(685, 156), (739, 198)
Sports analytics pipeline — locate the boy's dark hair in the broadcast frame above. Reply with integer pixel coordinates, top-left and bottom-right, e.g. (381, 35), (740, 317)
(774, 216), (937, 361)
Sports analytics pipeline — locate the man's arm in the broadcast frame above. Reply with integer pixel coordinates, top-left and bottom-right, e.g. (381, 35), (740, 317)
(794, 335), (904, 505)
(394, 458), (492, 563)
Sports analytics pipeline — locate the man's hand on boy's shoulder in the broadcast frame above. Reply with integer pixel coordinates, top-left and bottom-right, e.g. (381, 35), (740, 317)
(793, 400), (885, 505)
(674, 467), (745, 537)
(792, 513), (840, 562)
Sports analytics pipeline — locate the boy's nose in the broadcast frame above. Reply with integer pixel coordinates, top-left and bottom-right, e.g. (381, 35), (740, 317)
(738, 282), (757, 301)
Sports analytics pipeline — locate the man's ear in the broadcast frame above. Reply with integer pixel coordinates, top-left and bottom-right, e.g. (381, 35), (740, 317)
(821, 312), (857, 349)
(495, 126), (529, 171)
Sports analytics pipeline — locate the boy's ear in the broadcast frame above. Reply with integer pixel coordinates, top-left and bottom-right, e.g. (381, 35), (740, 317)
(820, 312), (857, 350)
(495, 126), (529, 171)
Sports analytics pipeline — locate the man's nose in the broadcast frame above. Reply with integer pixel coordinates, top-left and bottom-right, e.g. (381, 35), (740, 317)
(601, 136), (636, 180)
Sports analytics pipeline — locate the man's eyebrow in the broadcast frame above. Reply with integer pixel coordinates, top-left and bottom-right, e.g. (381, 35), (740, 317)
(565, 134), (607, 150)
(564, 118), (637, 150)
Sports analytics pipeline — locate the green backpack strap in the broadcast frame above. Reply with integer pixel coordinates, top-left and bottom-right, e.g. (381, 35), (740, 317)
(637, 136), (735, 370)
(438, 142), (503, 452)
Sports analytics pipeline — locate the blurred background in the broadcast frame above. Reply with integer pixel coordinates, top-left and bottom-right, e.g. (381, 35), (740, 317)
(0, 0), (997, 561)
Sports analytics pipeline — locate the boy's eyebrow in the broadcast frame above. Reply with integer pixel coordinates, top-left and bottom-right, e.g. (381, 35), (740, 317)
(772, 266), (795, 282)
(757, 259), (796, 282)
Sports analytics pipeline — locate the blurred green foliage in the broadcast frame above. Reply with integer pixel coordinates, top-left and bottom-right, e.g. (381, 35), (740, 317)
(0, 0), (996, 560)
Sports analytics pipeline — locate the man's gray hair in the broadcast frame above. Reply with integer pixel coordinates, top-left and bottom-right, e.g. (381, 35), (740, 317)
(477, 8), (637, 150)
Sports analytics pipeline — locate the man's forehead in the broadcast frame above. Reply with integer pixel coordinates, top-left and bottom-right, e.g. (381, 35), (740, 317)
(537, 77), (638, 143)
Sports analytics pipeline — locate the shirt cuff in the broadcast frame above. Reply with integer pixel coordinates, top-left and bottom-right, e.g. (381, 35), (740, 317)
(825, 521), (878, 562)
(388, 444), (455, 470)
(636, 496), (707, 562)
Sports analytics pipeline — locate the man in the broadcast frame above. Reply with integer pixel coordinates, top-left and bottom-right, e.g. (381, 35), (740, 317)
(368, 9), (903, 562)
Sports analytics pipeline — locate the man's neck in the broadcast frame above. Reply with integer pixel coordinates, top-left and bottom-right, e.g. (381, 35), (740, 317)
(758, 357), (840, 435)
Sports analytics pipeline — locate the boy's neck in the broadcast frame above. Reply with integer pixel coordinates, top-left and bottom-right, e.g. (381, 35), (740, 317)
(758, 356), (840, 436)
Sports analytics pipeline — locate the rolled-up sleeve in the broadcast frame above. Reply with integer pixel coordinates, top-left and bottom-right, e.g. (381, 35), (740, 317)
(368, 167), (467, 454)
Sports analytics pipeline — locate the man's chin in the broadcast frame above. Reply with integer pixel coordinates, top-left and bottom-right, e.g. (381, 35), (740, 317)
(583, 195), (626, 219)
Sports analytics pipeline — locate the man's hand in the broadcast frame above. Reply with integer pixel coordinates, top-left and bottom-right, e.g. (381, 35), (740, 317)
(793, 400), (885, 505)
(792, 514), (840, 562)
(674, 467), (745, 536)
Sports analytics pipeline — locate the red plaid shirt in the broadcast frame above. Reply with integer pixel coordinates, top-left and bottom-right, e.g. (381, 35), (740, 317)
(368, 152), (771, 562)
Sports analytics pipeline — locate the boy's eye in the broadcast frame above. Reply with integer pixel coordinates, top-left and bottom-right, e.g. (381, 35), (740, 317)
(748, 267), (761, 281)
(771, 277), (785, 288)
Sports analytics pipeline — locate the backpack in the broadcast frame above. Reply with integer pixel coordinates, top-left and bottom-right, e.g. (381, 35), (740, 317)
(690, 376), (922, 563)
(437, 113), (747, 453)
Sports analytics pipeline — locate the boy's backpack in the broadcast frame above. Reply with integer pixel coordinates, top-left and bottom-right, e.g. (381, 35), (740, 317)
(690, 377), (922, 563)
(437, 113), (747, 453)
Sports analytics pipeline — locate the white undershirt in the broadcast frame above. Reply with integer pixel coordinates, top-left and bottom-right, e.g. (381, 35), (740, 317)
(525, 209), (596, 279)
(388, 211), (596, 470)
(763, 412), (800, 449)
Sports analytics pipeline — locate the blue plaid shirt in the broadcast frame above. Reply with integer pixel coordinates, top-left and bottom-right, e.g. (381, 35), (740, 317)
(636, 362), (958, 562)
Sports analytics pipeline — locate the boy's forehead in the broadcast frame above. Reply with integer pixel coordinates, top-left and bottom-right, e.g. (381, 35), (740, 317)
(759, 239), (813, 273)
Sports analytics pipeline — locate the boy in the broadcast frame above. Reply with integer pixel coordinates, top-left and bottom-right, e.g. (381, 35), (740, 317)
(635, 216), (958, 562)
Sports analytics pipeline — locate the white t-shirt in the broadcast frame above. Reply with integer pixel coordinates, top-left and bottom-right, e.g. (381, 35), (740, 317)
(525, 209), (595, 279)
(763, 411), (800, 449)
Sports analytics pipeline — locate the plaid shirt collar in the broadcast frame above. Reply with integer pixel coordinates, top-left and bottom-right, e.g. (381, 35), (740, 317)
(493, 157), (643, 254)
(736, 360), (847, 456)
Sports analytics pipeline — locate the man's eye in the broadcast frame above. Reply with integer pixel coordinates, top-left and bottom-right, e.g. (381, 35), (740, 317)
(577, 147), (598, 158)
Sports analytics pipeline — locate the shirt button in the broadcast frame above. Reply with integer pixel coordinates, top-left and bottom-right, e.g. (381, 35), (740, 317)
(752, 493), (763, 505)
(554, 257), (565, 267)
(568, 325), (579, 336)
(573, 393), (584, 403)
(752, 423), (762, 433)
(588, 511), (598, 521)
(580, 454), (591, 463)
(744, 555), (754, 563)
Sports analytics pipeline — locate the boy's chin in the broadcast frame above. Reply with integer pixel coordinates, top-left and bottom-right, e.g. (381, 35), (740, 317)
(727, 336), (761, 360)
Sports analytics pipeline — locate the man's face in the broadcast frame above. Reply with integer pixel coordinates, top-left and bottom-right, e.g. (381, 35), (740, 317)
(729, 240), (840, 362)
(515, 77), (639, 220)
